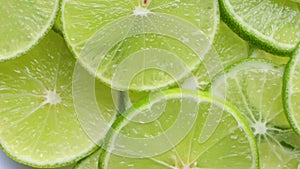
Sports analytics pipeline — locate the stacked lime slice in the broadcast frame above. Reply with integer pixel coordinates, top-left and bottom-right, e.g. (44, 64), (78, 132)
(99, 89), (258, 169)
(219, 0), (300, 55)
(0, 30), (117, 167)
(62, 0), (219, 91)
(209, 59), (300, 168)
(0, 0), (59, 60)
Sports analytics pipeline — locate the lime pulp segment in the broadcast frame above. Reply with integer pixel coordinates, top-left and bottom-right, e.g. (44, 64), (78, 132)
(219, 0), (300, 55)
(0, 30), (117, 168)
(0, 0), (59, 60)
(99, 89), (258, 169)
(62, 0), (219, 91)
(209, 59), (300, 168)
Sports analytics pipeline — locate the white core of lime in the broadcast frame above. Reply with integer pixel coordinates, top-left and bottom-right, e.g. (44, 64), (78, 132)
(62, 0), (219, 91)
(210, 59), (300, 168)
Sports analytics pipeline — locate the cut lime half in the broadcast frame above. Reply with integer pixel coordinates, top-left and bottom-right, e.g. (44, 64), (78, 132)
(0, 0), (59, 60)
(0, 30), (117, 168)
(62, 0), (219, 91)
(219, 0), (300, 55)
(99, 89), (258, 169)
(209, 59), (300, 168)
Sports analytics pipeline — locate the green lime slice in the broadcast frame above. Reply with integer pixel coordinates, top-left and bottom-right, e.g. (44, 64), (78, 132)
(284, 44), (300, 136)
(0, 30), (117, 167)
(62, 0), (219, 91)
(99, 89), (258, 169)
(250, 48), (290, 65)
(0, 0), (59, 60)
(219, 0), (300, 56)
(181, 21), (250, 90)
(209, 59), (300, 168)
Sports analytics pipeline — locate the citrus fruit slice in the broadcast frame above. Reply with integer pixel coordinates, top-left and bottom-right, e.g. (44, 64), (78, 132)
(284, 44), (300, 136)
(99, 89), (258, 169)
(181, 21), (249, 90)
(0, 0), (59, 60)
(62, 0), (219, 91)
(209, 59), (300, 168)
(219, 0), (300, 56)
(0, 30), (117, 167)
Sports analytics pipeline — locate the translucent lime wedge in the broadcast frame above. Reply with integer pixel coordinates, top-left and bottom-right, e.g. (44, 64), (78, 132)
(62, 0), (219, 91)
(284, 45), (300, 136)
(0, 0), (59, 60)
(182, 21), (250, 90)
(99, 89), (258, 169)
(219, 0), (300, 55)
(209, 59), (300, 168)
(0, 30), (117, 167)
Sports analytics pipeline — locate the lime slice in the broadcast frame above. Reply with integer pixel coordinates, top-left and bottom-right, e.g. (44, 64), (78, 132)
(182, 21), (250, 90)
(250, 48), (290, 65)
(62, 0), (219, 91)
(0, 30), (117, 167)
(219, 0), (300, 56)
(0, 0), (59, 60)
(209, 59), (300, 168)
(99, 89), (258, 169)
(284, 44), (300, 136)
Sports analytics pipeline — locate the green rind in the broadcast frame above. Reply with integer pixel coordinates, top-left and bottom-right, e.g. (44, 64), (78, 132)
(0, 0), (60, 61)
(283, 43), (300, 136)
(99, 89), (259, 169)
(218, 0), (296, 56)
